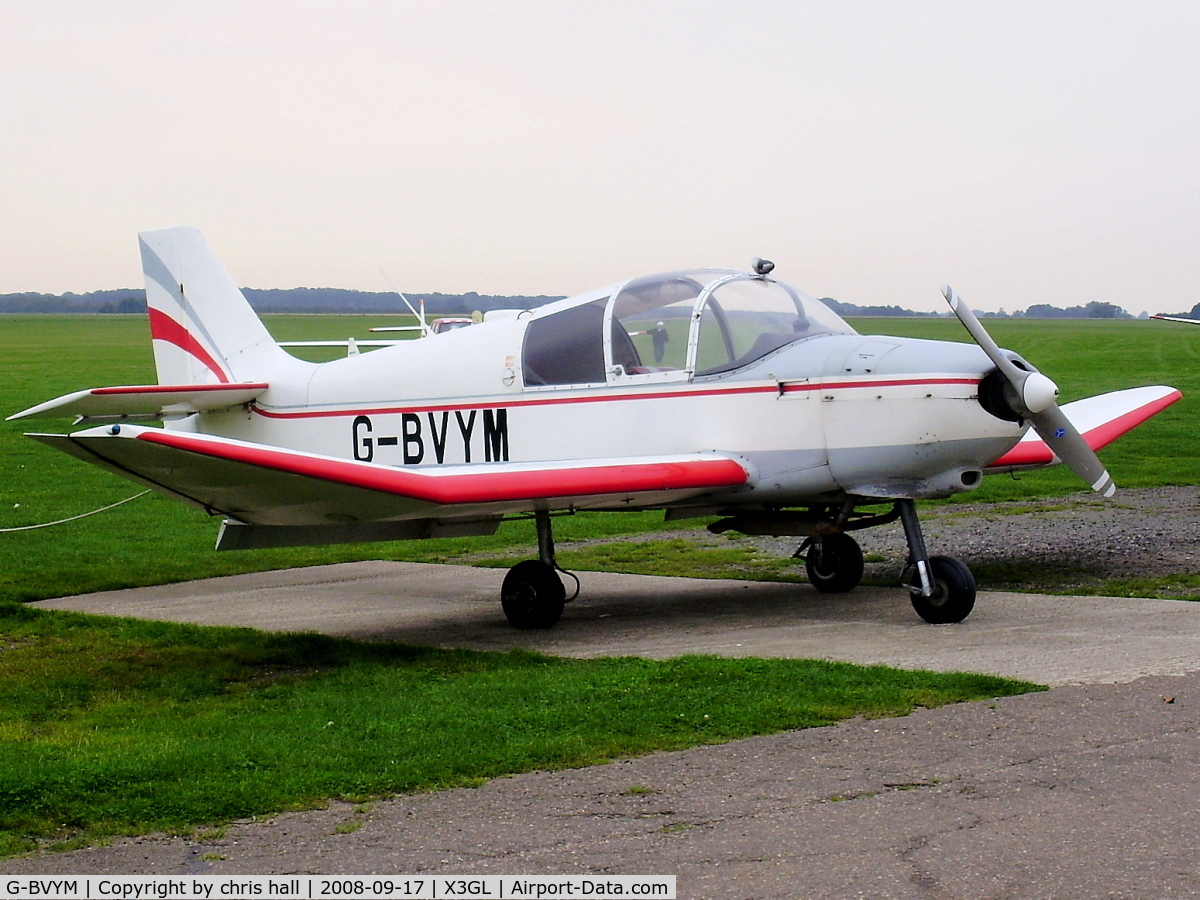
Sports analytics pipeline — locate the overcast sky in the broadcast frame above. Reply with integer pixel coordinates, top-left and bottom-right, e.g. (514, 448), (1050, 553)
(1, 1), (1197, 312)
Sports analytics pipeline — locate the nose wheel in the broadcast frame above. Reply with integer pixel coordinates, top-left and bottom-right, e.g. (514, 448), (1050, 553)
(898, 500), (976, 623)
(908, 555), (976, 624)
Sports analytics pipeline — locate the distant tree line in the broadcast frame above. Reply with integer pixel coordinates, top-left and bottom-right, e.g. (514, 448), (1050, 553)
(821, 299), (938, 317)
(1, 287), (1185, 320)
(0, 288), (564, 315)
(0, 289), (146, 313)
(823, 298), (1142, 319)
(1011, 301), (1133, 319)
(241, 287), (565, 314)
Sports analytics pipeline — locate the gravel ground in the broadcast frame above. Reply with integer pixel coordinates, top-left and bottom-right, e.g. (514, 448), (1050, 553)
(555, 486), (1200, 598)
(836, 486), (1200, 595)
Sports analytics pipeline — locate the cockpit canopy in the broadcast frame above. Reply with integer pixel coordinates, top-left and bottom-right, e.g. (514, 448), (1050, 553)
(522, 269), (856, 387)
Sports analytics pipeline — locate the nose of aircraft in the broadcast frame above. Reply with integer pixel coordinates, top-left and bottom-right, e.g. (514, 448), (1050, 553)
(943, 284), (1117, 497)
(1020, 371), (1059, 413)
(830, 332), (996, 382)
(817, 334), (1019, 500)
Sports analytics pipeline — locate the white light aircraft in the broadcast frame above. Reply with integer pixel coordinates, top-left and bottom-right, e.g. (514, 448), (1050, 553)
(10, 228), (1182, 627)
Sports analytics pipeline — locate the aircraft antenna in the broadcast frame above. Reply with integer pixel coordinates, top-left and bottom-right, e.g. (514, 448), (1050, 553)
(380, 269), (429, 337)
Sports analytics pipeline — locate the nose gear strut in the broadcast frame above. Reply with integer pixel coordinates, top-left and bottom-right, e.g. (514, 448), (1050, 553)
(897, 499), (976, 624)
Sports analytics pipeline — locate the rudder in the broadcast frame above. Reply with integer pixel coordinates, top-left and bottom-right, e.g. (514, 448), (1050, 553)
(140, 227), (286, 385)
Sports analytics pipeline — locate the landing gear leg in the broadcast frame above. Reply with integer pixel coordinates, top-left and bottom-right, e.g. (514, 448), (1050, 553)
(501, 510), (566, 629)
(536, 508), (556, 569)
(898, 499), (976, 624)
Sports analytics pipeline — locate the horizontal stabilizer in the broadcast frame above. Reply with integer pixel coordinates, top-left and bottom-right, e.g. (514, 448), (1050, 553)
(27, 425), (752, 527)
(8, 383), (269, 422)
(278, 341), (404, 347)
(987, 385), (1181, 471)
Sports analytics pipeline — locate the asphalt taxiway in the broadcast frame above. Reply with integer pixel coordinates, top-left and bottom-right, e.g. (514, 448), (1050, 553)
(9, 562), (1200, 896)
(31, 560), (1200, 685)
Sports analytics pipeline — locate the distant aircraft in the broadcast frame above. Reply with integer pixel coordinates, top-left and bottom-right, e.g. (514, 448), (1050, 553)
(274, 317), (479, 354)
(428, 317), (475, 334)
(9, 228), (1181, 627)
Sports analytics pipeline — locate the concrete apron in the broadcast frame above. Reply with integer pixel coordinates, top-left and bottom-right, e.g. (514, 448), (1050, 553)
(32, 560), (1200, 686)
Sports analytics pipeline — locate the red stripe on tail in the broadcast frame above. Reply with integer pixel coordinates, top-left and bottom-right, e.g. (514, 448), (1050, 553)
(147, 308), (231, 384)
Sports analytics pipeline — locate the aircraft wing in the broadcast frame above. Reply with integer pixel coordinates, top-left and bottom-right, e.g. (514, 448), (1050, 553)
(28, 424), (752, 529)
(7, 383), (269, 423)
(1151, 315), (1200, 325)
(986, 385), (1181, 471)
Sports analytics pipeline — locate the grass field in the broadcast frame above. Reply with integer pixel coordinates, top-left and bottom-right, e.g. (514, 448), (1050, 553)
(2, 313), (1196, 603)
(0, 312), (1193, 855)
(0, 600), (1036, 856)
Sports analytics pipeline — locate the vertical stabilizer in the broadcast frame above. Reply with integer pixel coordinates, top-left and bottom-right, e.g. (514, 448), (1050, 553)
(139, 227), (289, 385)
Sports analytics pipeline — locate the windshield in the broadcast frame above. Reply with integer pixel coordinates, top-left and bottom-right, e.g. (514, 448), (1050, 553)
(521, 269), (856, 388)
(694, 276), (854, 375)
(611, 271), (855, 376)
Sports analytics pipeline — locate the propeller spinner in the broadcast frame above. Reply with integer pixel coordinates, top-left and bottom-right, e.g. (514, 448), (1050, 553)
(942, 284), (1116, 498)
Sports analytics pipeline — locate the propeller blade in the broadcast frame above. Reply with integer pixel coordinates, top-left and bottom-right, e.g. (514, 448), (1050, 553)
(942, 284), (1027, 386)
(1027, 404), (1116, 498)
(945, 284), (1064, 414)
(942, 284), (1116, 497)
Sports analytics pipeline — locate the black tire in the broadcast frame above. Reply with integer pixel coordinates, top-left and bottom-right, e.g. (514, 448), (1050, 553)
(501, 560), (566, 629)
(910, 555), (976, 624)
(804, 533), (864, 593)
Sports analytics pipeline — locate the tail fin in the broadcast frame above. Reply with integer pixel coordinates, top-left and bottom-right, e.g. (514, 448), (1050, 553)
(139, 227), (289, 385)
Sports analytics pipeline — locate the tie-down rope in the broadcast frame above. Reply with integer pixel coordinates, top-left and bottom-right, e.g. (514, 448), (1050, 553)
(0, 490), (151, 532)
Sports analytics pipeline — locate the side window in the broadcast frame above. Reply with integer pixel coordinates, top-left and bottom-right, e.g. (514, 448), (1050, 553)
(617, 310), (690, 372)
(610, 274), (706, 375)
(522, 300), (606, 386)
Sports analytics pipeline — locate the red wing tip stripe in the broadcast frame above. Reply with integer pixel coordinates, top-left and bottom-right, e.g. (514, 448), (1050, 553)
(134, 431), (748, 504)
(988, 390), (1182, 468)
(92, 383), (269, 396)
(1080, 389), (1182, 452)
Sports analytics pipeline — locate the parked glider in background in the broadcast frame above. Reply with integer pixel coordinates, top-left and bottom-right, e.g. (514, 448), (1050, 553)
(10, 228), (1181, 627)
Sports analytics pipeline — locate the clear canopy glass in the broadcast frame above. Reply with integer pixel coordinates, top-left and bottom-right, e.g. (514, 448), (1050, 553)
(612, 270), (855, 377)
(522, 270), (856, 387)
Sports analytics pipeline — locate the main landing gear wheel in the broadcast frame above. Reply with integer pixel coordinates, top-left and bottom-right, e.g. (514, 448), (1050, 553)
(804, 533), (864, 593)
(909, 555), (976, 624)
(501, 560), (566, 630)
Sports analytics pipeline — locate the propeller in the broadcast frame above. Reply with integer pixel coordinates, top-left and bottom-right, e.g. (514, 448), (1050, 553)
(942, 284), (1116, 498)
